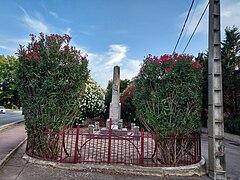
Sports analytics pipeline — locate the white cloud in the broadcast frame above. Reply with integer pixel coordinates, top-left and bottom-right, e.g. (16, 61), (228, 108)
(49, 11), (58, 18)
(1, 36), (31, 46)
(1, 37), (30, 44)
(121, 60), (141, 80)
(0, 45), (8, 50)
(19, 6), (48, 33)
(0, 44), (18, 55)
(86, 44), (140, 88)
(65, 27), (71, 35)
(180, 0), (240, 36)
(0, 36), (32, 55)
(179, 0), (209, 36)
(221, 0), (240, 29)
(106, 44), (127, 65)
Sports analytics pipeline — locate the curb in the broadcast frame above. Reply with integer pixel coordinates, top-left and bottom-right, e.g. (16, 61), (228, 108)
(0, 119), (25, 132)
(202, 127), (240, 144)
(23, 155), (206, 177)
(0, 137), (27, 168)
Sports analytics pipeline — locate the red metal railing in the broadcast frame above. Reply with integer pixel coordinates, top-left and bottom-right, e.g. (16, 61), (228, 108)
(26, 120), (201, 167)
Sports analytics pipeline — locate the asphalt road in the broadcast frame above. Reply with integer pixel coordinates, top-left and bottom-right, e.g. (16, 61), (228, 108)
(201, 132), (240, 179)
(0, 109), (24, 126)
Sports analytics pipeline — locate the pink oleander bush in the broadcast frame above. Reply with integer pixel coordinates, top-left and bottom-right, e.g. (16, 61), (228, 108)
(134, 53), (203, 138)
(120, 82), (137, 125)
(133, 53), (203, 164)
(16, 33), (89, 133)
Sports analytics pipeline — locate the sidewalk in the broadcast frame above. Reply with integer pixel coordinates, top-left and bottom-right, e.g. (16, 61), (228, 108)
(0, 122), (27, 167)
(0, 141), (210, 180)
(202, 127), (240, 144)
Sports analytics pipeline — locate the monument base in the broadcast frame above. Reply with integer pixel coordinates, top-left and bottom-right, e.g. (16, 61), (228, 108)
(100, 127), (128, 136)
(106, 119), (123, 129)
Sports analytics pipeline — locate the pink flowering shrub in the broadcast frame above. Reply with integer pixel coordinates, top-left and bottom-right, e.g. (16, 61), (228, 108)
(16, 33), (89, 134)
(133, 53), (203, 137)
(120, 83), (137, 124)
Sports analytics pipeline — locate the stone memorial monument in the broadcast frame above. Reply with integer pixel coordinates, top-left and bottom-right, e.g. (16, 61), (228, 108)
(109, 66), (122, 127)
(100, 66), (127, 135)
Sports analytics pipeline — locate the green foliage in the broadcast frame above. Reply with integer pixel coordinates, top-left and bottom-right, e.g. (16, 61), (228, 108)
(103, 80), (112, 119)
(195, 52), (208, 127)
(134, 54), (203, 138)
(221, 26), (240, 120)
(79, 76), (105, 121)
(195, 26), (240, 135)
(11, 104), (19, 110)
(120, 82), (137, 125)
(0, 55), (20, 108)
(16, 33), (89, 134)
(224, 115), (240, 135)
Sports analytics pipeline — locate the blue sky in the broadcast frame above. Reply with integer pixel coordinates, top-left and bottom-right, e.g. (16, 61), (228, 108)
(1, 0), (240, 88)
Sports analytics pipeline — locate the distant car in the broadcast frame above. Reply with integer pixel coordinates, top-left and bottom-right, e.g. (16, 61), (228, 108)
(0, 106), (6, 114)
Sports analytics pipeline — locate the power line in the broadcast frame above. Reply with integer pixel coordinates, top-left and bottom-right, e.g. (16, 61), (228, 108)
(178, 0), (199, 51)
(182, 2), (209, 54)
(173, 0), (195, 54)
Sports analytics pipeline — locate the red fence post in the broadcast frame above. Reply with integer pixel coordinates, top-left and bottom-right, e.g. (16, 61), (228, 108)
(60, 127), (65, 162)
(107, 118), (112, 164)
(199, 134), (201, 162)
(140, 128), (144, 166)
(156, 129), (158, 167)
(31, 134), (34, 157)
(74, 125), (80, 163)
(194, 133), (197, 163)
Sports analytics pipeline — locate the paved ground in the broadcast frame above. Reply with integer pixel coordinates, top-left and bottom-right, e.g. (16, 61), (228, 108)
(0, 110), (24, 126)
(0, 143), (210, 180)
(0, 123), (209, 180)
(201, 133), (240, 180)
(0, 122), (26, 162)
(0, 123), (239, 179)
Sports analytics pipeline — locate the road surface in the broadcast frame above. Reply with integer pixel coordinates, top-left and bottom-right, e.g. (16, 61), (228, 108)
(0, 109), (24, 126)
(201, 132), (240, 179)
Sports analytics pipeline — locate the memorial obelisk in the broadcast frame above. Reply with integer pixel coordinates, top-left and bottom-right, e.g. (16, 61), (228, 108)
(109, 66), (122, 127)
(100, 66), (127, 135)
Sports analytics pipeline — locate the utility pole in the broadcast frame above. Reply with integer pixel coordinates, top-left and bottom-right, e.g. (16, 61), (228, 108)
(208, 0), (226, 179)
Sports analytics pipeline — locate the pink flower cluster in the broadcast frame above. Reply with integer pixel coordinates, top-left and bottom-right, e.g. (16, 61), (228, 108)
(45, 33), (72, 42)
(17, 33), (84, 63)
(120, 83), (136, 104)
(145, 53), (202, 72)
(63, 45), (70, 52)
(147, 53), (194, 64)
(23, 52), (40, 61)
(192, 61), (203, 70)
(166, 67), (172, 72)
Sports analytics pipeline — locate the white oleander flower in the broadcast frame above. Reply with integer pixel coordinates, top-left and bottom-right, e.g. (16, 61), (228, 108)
(79, 76), (105, 118)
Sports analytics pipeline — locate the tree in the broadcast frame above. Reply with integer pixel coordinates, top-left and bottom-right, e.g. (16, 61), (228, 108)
(195, 52), (208, 127)
(221, 26), (240, 120)
(0, 55), (19, 108)
(196, 26), (240, 133)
